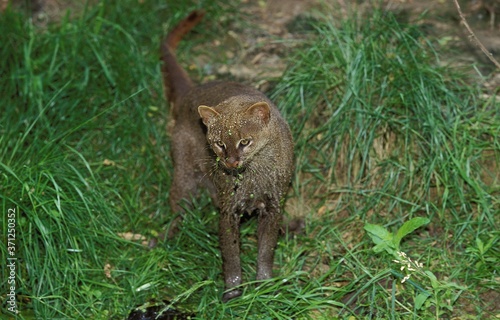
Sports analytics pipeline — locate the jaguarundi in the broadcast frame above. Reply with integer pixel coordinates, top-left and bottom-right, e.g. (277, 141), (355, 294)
(160, 10), (294, 302)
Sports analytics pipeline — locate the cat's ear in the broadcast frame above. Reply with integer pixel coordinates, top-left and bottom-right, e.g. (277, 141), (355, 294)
(198, 105), (220, 125)
(245, 102), (270, 124)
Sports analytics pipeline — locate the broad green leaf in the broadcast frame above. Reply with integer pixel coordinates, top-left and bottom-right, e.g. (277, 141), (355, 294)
(414, 292), (430, 310)
(364, 223), (392, 243)
(424, 270), (440, 289)
(476, 237), (484, 254)
(364, 223), (395, 254)
(394, 217), (430, 249)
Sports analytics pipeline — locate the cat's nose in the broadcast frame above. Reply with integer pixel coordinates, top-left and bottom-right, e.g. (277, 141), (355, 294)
(226, 157), (241, 169)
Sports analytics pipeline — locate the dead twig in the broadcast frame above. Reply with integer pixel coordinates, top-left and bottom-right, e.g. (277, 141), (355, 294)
(453, 0), (500, 70)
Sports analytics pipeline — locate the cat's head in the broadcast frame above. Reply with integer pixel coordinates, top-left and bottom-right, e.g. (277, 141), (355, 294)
(198, 101), (271, 171)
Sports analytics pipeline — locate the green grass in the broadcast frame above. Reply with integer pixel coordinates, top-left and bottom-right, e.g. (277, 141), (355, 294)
(1, 1), (499, 319)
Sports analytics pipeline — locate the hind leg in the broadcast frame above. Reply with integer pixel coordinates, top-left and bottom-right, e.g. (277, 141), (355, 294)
(166, 127), (210, 237)
(257, 201), (282, 281)
(148, 162), (198, 247)
(167, 156), (201, 238)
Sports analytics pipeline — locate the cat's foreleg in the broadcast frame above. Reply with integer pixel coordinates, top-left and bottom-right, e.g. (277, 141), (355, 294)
(219, 210), (242, 302)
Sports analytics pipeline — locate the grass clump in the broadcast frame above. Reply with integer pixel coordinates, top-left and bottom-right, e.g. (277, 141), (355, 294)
(0, 1), (237, 318)
(1, 1), (498, 319)
(274, 8), (499, 319)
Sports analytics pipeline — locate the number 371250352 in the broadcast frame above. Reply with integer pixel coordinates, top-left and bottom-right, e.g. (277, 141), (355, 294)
(7, 208), (16, 248)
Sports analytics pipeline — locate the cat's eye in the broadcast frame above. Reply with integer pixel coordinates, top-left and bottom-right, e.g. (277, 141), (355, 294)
(215, 141), (226, 149)
(239, 138), (252, 148)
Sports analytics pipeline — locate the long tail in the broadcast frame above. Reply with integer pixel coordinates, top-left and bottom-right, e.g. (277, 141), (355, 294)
(160, 10), (205, 107)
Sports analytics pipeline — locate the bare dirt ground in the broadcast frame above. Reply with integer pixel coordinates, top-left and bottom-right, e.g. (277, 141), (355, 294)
(238, 0), (500, 90)
(5, 0), (499, 85)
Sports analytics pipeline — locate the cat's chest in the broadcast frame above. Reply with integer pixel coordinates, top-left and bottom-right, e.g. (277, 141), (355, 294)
(215, 168), (279, 213)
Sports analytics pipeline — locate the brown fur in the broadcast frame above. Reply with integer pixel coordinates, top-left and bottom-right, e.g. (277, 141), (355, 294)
(160, 10), (294, 302)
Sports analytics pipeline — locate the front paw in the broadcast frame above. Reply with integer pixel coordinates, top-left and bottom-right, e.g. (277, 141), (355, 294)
(222, 288), (242, 302)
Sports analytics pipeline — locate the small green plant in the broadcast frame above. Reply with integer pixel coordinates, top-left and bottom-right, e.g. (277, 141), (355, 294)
(364, 217), (430, 256)
(365, 218), (466, 317)
(465, 234), (499, 271)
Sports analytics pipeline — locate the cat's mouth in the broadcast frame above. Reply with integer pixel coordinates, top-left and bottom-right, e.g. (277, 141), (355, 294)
(219, 161), (246, 175)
